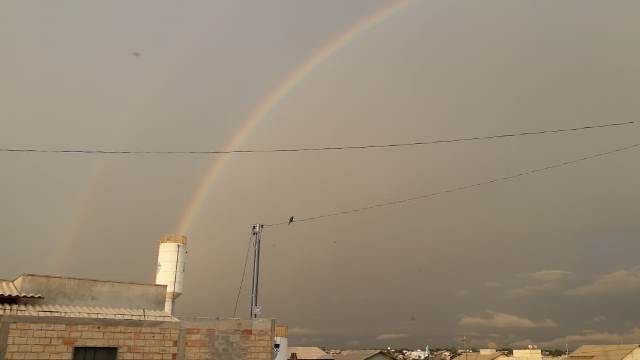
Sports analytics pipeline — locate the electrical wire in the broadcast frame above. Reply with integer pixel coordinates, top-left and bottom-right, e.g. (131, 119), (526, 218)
(0, 120), (636, 156)
(232, 231), (254, 318)
(264, 142), (640, 227)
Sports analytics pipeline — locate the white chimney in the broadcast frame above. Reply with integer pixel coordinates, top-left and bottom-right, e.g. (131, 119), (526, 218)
(155, 234), (187, 315)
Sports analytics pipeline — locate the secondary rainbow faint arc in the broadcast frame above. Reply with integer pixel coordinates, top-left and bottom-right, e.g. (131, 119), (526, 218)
(176, 0), (414, 234)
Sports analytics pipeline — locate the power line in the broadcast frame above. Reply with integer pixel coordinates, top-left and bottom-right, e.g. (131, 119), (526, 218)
(232, 231), (254, 318)
(264, 142), (640, 227)
(0, 120), (636, 156)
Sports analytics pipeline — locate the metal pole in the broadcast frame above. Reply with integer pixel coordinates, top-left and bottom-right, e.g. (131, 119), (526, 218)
(250, 224), (263, 319)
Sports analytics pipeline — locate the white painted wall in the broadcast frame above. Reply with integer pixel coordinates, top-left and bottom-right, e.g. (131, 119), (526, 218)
(513, 349), (542, 360)
(155, 242), (187, 294)
(274, 337), (288, 360)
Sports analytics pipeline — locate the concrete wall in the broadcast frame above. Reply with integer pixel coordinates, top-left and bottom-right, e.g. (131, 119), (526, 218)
(14, 275), (167, 311)
(0, 316), (275, 360)
(179, 318), (274, 360)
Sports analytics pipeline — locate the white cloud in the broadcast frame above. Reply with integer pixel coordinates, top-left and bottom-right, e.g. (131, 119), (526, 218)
(376, 333), (409, 341)
(505, 283), (557, 298)
(459, 311), (557, 329)
(503, 270), (572, 298)
(565, 266), (640, 295)
(592, 315), (607, 323)
(510, 339), (538, 348)
(528, 270), (572, 282)
(542, 328), (640, 348)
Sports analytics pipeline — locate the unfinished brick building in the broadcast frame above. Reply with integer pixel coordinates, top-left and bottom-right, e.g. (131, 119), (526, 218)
(0, 235), (275, 360)
(0, 274), (274, 360)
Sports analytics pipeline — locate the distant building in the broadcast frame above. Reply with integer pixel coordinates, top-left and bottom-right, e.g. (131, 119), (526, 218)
(513, 349), (543, 360)
(481, 350), (498, 355)
(455, 352), (509, 360)
(434, 350), (452, 360)
(290, 347), (335, 360)
(334, 350), (395, 360)
(406, 349), (428, 360)
(569, 345), (640, 360)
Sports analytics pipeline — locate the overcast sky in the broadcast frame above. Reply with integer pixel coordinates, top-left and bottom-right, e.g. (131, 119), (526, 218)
(2, 0), (640, 350)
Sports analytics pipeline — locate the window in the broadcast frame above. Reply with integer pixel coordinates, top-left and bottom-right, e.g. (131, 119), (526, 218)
(73, 347), (118, 360)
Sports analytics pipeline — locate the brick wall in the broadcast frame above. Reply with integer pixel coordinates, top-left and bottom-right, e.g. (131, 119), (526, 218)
(182, 326), (272, 360)
(181, 319), (274, 360)
(0, 317), (275, 360)
(3, 322), (178, 360)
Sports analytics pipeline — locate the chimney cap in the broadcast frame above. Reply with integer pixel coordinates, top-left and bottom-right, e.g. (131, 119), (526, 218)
(159, 234), (187, 245)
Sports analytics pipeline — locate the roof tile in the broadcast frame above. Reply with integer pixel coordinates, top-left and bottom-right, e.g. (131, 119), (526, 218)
(0, 280), (43, 299)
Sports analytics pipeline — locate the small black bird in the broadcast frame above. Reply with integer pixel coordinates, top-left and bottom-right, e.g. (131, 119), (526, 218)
(288, 216), (294, 225)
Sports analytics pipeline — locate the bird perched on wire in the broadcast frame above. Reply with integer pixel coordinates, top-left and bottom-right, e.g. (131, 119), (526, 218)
(288, 216), (294, 225)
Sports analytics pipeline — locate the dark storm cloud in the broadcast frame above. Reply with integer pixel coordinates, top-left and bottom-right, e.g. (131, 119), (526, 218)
(2, 0), (640, 349)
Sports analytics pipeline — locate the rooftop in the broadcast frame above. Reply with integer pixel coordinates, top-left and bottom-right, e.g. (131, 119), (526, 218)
(455, 352), (508, 360)
(289, 347), (335, 360)
(334, 350), (393, 360)
(0, 273), (174, 321)
(569, 345), (640, 360)
(0, 303), (175, 321)
(0, 279), (42, 299)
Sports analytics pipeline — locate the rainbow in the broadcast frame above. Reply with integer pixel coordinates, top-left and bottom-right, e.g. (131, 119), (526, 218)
(53, 163), (102, 272)
(176, 0), (413, 234)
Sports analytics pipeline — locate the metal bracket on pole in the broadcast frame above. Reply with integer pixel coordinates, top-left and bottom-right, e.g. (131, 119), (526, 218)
(250, 223), (263, 319)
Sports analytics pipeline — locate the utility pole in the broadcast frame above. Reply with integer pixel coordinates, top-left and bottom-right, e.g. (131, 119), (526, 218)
(250, 224), (263, 319)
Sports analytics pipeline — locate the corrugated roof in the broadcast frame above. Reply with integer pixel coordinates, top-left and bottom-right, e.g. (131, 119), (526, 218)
(0, 279), (43, 299)
(289, 347), (334, 360)
(569, 345), (639, 360)
(334, 350), (393, 360)
(0, 303), (176, 321)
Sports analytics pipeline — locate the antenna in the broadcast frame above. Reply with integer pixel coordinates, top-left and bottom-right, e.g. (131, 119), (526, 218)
(462, 336), (469, 352)
(250, 224), (264, 318)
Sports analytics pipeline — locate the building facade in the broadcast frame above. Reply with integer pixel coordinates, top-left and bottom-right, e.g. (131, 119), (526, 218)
(512, 349), (542, 360)
(0, 274), (274, 360)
